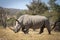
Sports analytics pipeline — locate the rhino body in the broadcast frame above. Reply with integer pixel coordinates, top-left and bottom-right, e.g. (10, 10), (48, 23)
(11, 14), (51, 34)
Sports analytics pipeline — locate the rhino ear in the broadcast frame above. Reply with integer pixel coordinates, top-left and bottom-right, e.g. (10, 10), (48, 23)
(15, 19), (21, 24)
(15, 19), (19, 22)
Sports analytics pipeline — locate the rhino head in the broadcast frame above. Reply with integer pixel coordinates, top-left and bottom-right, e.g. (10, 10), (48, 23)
(9, 19), (22, 33)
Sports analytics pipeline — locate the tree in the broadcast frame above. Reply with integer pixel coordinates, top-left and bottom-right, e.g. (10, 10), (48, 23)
(48, 0), (57, 11)
(26, 0), (48, 15)
(0, 7), (7, 28)
(49, 0), (60, 21)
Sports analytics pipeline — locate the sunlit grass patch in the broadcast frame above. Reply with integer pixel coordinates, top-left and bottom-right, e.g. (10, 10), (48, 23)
(0, 26), (60, 40)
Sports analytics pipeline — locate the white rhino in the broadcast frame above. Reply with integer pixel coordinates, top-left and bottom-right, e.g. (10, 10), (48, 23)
(9, 14), (51, 34)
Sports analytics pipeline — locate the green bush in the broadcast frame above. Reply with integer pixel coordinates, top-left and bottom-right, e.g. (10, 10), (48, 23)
(6, 18), (16, 27)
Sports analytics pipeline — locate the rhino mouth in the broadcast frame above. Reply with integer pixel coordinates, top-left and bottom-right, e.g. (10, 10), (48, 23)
(9, 26), (20, 33)
(14, 28), (21, 33)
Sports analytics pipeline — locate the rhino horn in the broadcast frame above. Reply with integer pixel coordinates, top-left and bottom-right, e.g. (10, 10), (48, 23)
(9, 27), (14, 31)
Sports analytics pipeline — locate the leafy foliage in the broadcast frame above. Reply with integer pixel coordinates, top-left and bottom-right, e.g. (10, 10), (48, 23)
(48, 0), (60, 21)
(26, 0), (48, 15)
(7, 17), (16, 27)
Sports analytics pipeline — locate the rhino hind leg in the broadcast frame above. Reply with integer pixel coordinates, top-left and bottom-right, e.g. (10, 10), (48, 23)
(39, 24), (45, 34)
(45, 20), (51, 34)
(46, 27), (51, 34)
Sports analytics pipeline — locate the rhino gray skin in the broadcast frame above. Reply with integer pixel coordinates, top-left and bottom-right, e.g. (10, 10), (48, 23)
(10, 14), (51, 34)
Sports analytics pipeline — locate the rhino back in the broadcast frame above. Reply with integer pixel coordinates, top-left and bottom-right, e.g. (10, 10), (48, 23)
(22, 15), (48, 26)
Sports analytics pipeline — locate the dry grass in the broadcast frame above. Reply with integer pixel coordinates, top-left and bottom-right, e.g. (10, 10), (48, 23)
(0, 27), (60, 40)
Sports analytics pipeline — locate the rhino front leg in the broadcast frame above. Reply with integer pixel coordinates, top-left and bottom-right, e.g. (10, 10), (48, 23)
(22, 26), (29, 34)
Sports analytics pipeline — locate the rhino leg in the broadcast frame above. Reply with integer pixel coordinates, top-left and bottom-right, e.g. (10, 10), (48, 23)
(45, 20), (51, 34)
(46, 27), (51, 34)
(22, 26), (29, 34)
(39, 24), (45, 34)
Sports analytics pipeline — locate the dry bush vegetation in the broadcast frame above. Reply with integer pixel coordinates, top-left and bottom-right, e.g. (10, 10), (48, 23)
(0, 27), (60, 40)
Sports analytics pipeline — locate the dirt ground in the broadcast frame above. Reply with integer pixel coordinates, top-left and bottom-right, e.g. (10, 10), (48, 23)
(0, 27), (60, 40)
